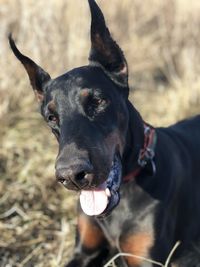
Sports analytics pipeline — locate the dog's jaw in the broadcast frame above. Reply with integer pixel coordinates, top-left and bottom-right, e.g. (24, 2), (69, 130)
(80, 153), (122, 217)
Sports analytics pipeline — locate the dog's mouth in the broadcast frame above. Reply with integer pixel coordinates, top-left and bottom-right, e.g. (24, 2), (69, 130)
(80, 153), (122, 217)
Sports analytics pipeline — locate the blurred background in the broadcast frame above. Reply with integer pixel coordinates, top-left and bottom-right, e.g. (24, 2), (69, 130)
(1, 0), (200, 266)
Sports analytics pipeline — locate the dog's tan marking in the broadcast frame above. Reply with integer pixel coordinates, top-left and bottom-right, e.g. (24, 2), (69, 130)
(120, 232), (154, 266)
(78, 215), (105, 249)
(47, 100), (56, 112)
(80, 89), (90, 98)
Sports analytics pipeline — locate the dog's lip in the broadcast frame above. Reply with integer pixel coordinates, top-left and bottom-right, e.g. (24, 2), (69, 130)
(99, 152), (122, 217)
(79, 152), (122, 217)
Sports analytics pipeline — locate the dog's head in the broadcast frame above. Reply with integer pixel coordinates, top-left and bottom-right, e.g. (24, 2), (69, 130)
(9, 0), (131, 217)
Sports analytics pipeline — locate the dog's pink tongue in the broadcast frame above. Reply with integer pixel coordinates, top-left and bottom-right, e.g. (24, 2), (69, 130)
(80, 189), (108, 216)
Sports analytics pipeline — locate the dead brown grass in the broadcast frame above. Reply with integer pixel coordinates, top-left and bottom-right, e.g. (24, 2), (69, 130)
(1, 0), (200, 266)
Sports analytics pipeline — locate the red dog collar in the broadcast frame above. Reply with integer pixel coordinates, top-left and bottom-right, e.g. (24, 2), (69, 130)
(123, 123), (157, 182)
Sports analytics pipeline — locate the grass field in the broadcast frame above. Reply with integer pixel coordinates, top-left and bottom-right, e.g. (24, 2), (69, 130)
(1, 0), (200, 266)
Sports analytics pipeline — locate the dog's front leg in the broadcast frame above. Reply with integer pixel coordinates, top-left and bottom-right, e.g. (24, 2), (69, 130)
(65, 211), (109, 267)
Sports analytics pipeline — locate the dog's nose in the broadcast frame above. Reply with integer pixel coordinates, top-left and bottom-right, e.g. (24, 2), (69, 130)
(55, 162), (94, 189)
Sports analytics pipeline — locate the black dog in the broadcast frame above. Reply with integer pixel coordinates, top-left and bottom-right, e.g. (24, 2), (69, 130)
(9, 0), (200, 266)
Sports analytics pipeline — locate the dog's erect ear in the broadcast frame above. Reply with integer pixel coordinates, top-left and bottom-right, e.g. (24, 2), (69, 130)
(8, 35), (51, 102)
(88, 0), (128, 89)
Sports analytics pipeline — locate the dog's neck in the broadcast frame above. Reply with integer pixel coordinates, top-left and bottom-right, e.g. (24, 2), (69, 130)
(122, 100), (145, 176)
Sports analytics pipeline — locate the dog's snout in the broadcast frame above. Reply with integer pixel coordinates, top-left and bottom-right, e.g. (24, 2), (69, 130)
(55, 161), (94, 189)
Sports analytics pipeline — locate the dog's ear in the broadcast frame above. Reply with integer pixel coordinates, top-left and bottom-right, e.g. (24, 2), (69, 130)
(88, 0), (128, 90)
(8, 34), (51, 102)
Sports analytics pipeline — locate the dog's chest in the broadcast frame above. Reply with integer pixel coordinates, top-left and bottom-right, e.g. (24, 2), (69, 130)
(98, 198), (131, 246)
(97, 183), (158, 249)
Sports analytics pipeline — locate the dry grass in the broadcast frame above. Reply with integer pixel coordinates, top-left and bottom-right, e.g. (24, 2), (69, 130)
(1, 0), (200, 266)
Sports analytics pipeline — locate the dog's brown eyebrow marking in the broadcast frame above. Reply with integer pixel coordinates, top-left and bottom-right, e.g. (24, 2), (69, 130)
(80, 89), (90, 98)
(47, 100), (56, 112)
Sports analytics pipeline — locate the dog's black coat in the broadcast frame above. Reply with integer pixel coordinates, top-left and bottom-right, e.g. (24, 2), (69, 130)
(9, 0), (200, 266)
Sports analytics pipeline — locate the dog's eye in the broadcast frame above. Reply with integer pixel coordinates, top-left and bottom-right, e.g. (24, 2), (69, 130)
(80, 89), (109, 118)
(91, 95), (108, 108)
(48, 114), (57, 123)
(47, 113), (60, 139)
(85, 96), (108, 118)
(93, 98), (106, 106)
(47, 114), (59, 129)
